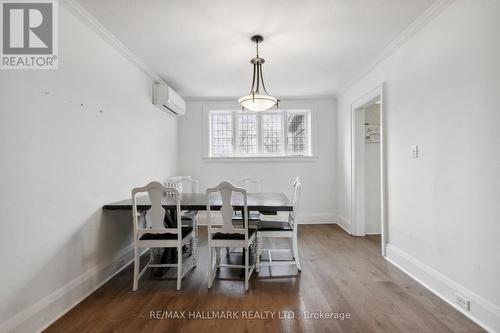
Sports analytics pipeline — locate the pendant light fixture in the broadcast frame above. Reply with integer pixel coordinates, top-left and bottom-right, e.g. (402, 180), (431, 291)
(238, 35), (278, 112)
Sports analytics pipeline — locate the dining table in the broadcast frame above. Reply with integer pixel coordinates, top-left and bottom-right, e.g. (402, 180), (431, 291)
(103, 192), (293, 214)
(103, 192), (293, 274)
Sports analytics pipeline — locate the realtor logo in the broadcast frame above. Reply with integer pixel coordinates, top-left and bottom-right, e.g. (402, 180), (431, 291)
(1, 0), (58, 69)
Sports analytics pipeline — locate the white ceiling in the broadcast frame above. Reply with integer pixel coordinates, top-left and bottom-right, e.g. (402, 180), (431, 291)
(75, 0), (438, 98)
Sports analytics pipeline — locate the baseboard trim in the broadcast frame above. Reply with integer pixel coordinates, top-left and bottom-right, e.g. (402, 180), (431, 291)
(386, 244), (500, 333)
(336, 214), (352, 234)
(195, 212), (336, 225)
(0, 243), (144, 333)
(297, 213), (336, 224)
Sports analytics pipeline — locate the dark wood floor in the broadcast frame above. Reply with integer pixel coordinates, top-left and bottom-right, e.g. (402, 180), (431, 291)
(45, 225), (484, 333)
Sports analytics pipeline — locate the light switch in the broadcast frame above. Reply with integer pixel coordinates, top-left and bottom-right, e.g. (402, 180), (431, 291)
(411, 144), (419, 158)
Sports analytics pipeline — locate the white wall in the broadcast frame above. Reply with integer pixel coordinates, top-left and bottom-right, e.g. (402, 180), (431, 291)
(337, 0), (500, 331)
(364, 105), (381, 234)
(0, 5), (178, 332)
(179, 98), (337, 224)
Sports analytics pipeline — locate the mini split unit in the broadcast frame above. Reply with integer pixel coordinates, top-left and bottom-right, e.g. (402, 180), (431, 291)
(152, 83), (186, 117)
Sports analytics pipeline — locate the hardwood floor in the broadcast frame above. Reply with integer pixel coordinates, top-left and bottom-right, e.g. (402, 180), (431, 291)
(45, 225), (484, 333)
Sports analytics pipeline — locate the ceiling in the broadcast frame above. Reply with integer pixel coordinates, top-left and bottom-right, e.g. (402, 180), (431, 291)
(75, 0), (438, 98)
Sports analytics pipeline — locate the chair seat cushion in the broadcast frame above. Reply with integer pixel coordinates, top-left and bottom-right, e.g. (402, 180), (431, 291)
(212, 228), (256, 240)
(258, 221), (293, 231)
(140, 226), (193, 240)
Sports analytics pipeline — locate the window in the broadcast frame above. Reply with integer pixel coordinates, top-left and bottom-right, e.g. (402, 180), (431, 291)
(287, 112), (308, 155)
(210, 112), (233, 156)
(207, 109), (312, 158)
(262, 113), (283, 153)
(237, 113), (257, 154)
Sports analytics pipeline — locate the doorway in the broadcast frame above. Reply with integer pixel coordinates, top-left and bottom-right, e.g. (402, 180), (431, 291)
(351, 84), (387, 256)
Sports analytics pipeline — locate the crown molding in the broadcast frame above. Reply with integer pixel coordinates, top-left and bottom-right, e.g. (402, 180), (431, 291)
(61, 0), (453, 99)
(61, 0), (166, 85)
(337, 0), (455, 96)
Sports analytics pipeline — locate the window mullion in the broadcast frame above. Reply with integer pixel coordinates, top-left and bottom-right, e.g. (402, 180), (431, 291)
(306, 111), (310, 156)
(257, 113), (262, 155)
(209, 113), (213, 157)
(235, 112), (240, 156)
(282, 111), (287, 156)
(232, 111), (237, 156)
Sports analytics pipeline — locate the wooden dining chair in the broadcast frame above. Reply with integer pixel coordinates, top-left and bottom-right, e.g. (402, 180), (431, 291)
(165, 175), (199, 194)
(206, 181), (256, 291)
(234, 177), (261, 222)
(165, 176), (199, 264)
(236, 177), (260, 192)
(256, 177), (302, 272)
(226, 177), (261, 256)
(131, 181), (195, 291)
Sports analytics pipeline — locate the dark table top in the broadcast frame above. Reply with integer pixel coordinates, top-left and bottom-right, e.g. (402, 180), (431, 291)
(103, 192), (292, 212)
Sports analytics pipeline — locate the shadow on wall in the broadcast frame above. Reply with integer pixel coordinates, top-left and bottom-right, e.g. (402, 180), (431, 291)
(3, 208), (133, 328)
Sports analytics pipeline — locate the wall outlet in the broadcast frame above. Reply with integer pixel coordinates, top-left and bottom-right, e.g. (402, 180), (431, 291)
(455, 293), (470, 311)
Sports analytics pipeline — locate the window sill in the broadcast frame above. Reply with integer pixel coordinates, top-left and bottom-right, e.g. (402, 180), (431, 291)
(202, 155), (319, 163)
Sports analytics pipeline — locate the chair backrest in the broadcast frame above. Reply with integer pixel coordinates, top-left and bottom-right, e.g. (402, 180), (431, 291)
(206, 181), (249, 238)
(165, 176), (199, 194)
(132, 181), (182, 239)
(289, 177), (302, 226)
(236, 177), (260, 193)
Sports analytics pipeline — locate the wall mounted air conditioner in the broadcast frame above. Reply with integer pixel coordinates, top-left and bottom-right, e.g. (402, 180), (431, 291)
(152, 83), (186, 117)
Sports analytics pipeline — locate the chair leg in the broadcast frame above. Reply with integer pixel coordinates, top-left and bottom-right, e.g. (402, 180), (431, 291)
(256, 236), (262, 272)
(188, 223), (194, 256)
(252, 240), (257, 268)
(215, 247), (221, 269)
(191, 217), (198, 262)
(208, 247), (213, 288)
(177, 247), (182, 291)
(194, 217), (198, 266)
(191, 236), (198, 267)
(292, 227), (302, 271)
(133, 246), (139, 291)
(244, 246), (249, 291)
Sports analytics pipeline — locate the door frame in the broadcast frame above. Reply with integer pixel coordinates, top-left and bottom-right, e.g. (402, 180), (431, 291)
(350, 83), (387, 256)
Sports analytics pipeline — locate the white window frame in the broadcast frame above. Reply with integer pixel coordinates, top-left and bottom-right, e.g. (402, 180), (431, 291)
(203, 102), (318, 161)
(208, 110), (234, 157)
(260, 110), (285, 156)
(235, 111), (259, 156)
(286, 110), (311, 156)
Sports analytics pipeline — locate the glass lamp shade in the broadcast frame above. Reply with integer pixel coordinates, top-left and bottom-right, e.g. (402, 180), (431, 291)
(238, 94), (277, 112)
